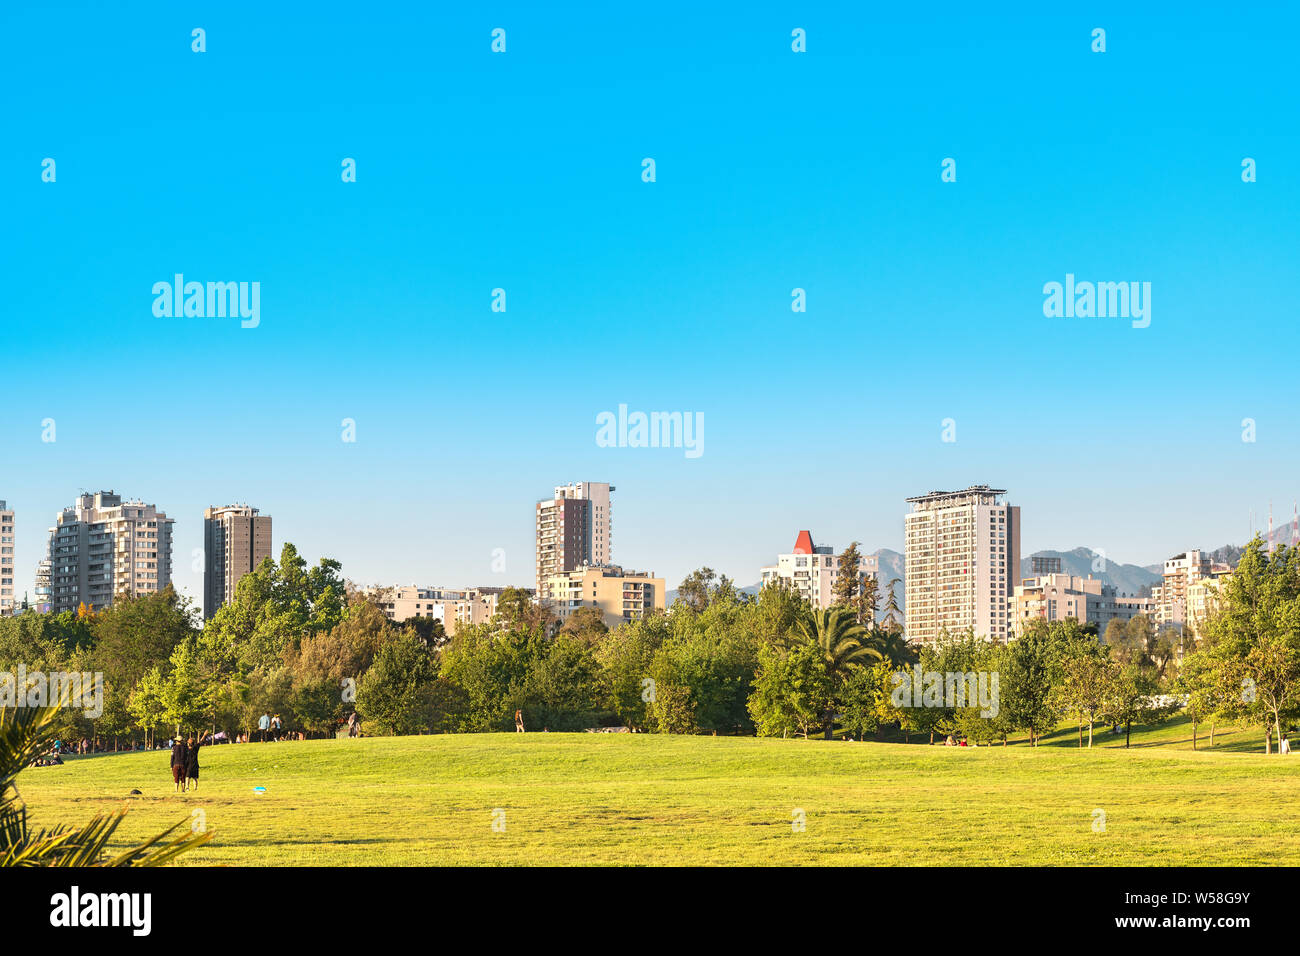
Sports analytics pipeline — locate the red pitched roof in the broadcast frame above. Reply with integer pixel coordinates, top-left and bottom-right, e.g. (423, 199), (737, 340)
(792, 530), (815, 554)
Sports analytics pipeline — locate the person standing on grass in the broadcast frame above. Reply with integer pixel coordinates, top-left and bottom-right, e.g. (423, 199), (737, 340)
(171, 737), (189, 793)
(258, 712), (270, 742)
(1282, 733), (1291, 755)
(185, 736), (202, 790)
(347, 711), (359, 738)
(515, 710), (525, 733)
(272, 714), (282, 741)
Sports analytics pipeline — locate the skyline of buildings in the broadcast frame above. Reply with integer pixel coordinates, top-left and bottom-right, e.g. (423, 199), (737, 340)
(0, 482), (1282, 651)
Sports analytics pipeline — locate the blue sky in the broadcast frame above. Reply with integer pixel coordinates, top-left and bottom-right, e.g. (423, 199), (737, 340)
(3, 2), (1298, 613)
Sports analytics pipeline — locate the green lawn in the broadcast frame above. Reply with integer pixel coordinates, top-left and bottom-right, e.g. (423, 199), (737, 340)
(19, 717), (1300, 865)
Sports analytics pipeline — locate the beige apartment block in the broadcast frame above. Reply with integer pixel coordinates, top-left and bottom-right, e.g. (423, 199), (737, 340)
(363, 585), (524, 637)
(0, 502), (13, 616)
(1152, 550), (1213, 629)
(1010, 573), (1156, 638)
(544, 564), (664, 629)
(48, 491), (174, 614)
(1186, 571), (1231, 635)
(759, 530), (879, 610)
(904, 486), (1020, 644)
(203, 504), (273, 620)
(535, 481), (613, 594)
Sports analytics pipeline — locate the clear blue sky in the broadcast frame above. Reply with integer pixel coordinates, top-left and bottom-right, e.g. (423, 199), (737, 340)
(3, 2), (1298, 614)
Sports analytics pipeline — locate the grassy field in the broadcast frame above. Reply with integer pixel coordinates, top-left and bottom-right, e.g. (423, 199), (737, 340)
(18, 716), (1300, 865)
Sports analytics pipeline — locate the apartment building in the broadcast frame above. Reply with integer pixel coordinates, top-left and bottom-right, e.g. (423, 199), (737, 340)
(203, 504), (273, 619)
(33, 556), (52, 614)
(535, 481), (613, 593)
(759, 530), (879, 610)
(0, 502), (14, 616)
(1009, 573), (1156, 637)
(1151, 549), (1213, 630)
(543, 564), (664, 629)
(904, 485), (1020, 644)
(364, 585), (522, 637)
(1186, 571), (1232, 635)
(47, 491), (174, 614)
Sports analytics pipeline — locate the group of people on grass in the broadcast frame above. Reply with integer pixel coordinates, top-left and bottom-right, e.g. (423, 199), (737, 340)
(169, 735), (203, 792)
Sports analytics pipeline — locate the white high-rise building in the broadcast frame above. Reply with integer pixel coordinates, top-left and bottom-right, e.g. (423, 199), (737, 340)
(904, 485), (1021, 644)
(0, 501), (14, 616)
(47, 491), (174, 614)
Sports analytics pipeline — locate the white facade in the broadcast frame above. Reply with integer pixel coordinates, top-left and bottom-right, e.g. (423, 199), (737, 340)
(904, 486), (1020, 644)
(0, 502), (13, 615)
(760, 531), (878, 610)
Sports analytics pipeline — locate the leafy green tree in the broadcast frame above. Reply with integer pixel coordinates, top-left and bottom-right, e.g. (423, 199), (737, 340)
(748, 642), (835, 738)
(837, 661), (893, 740)
(558, 606), (609, 646)
(355, 632), (438, 735)
(594, 616), (669, 731)
(781, 607), (882, 681)
(1101, 662), (1175, 747)
(126, 666), (168, 747)
(1055, 645), (1115, 747)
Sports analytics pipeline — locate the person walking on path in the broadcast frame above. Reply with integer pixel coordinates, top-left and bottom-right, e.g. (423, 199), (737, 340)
(171, 738), (189, 793)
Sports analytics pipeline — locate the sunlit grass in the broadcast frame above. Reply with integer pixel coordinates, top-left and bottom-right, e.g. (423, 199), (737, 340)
(20, 716), (1299, 865)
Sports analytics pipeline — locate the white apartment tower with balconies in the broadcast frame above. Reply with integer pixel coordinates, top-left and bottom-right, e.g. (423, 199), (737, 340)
(47, 491), (174, 613)
(904, 485), (1021, 644)
(0, 502), (14, 616)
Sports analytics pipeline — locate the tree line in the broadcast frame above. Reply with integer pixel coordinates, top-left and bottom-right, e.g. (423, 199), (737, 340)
(1, 537), (1295, 750)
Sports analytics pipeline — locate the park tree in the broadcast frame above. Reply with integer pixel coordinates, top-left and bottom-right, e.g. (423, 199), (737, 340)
(837, 660), (894, 740)
(356, 632), (439, 735)
(1000, 623), (1060, 745)
(127, 666), (168, 748)
(832, 542), (864, 614)
(881, 578), (903, 633)
(1055, 645), (1115, 747)
(1100, 661), (1178, 748)
(558, 606), (609, 646)
(594, 615), (669, 731)
(1198, 537), (1300, 752)
(747, 642), (835, 738)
